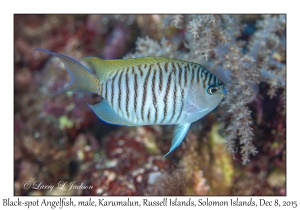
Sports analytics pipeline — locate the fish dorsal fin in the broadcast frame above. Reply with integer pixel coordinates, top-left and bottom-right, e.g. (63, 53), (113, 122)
(81, 56), (178, 82)
(87, 99), (136, 126)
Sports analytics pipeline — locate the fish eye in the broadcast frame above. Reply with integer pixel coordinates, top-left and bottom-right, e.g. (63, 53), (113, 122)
(207, 84), (219, 95)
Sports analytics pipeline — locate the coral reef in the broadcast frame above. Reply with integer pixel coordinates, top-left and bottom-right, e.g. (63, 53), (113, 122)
(14, 14), (285, 196)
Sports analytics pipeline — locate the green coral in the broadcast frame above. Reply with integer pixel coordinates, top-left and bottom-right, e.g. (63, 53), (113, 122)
(58, 115), (74, 130)
(206, 123), (234, 195)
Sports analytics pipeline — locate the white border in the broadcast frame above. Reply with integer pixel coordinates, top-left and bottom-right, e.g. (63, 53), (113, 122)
(2, 0), (298, 208)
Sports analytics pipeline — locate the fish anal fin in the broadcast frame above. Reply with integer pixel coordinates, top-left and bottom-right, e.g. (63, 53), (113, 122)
(164, 123), (191, 156)
(88, 99), (135, 126)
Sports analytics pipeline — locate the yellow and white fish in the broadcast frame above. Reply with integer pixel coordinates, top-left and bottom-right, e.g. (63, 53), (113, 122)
(35, 48), (226, 156)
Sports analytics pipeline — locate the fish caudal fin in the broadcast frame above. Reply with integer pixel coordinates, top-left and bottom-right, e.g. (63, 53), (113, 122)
(34, 48), (101, 94)
(164, 123), (191, 156)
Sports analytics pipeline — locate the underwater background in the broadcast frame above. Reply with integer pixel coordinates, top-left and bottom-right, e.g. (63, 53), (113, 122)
(14, 14), (286, 195)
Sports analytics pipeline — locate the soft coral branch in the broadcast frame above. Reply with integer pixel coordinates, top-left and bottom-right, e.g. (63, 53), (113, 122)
(126, 14), (286, 164)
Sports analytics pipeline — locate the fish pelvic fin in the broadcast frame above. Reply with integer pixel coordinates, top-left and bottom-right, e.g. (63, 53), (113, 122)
(164, 123), (191, 157)
(34, 48), (101, 94)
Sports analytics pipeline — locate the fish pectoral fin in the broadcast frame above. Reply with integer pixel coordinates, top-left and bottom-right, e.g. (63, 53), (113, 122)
(183, 93), (208, 113)
(164, 123), (191, 156)
(185, 102), (208, 113)
(88, 99), (135, 126)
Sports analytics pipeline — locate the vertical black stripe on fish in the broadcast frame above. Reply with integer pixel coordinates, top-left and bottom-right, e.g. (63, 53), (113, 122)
(121, 69), (127, 115)
(134, 71), (138, 121)
(194, 66), (198, 84)
(158, 63), (163, 91)
(138, 65), (143, 77)
(213, 75), (216, 85)
(207, 73), (212, 85)
(148, 64), (155, 122)
(152, 68), (158, 123)
(141, 65), (152, 122)
(189, 64), (195, 85)
(98, 80), (101, 95)
(118, 71), (124, 113)
(184, 65), (188, 86)
(164, 62), (169, 73)
(170, 71), (177, 123)
(171, 62), (177, 74)
(104, 81), (108, 99)
(200, 67), (204, 79)
(111, 71), (118, 109)
(203, 71), (208, 89)
(175, 62), (183, 86)
(136, 66), (143, 121)
(125, 67), (130, 119)
(162, 71), (172, 123)
(196, 66), (200, 83)
(100, 80), (104, 96)
(175, 88), (185, 123)
(147, 109), (151, 122)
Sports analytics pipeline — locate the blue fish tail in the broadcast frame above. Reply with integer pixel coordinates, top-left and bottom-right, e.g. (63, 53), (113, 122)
(34, 48), (100, 94)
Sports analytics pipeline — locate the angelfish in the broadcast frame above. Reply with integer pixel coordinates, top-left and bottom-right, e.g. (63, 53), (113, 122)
(35, 48), (226, 156)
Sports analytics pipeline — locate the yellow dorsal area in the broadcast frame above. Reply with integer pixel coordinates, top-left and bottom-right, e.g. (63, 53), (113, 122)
(81, 56), (184, 82)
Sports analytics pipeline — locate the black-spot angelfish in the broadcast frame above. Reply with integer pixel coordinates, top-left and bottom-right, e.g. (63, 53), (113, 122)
(35, 48), (226, 156)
